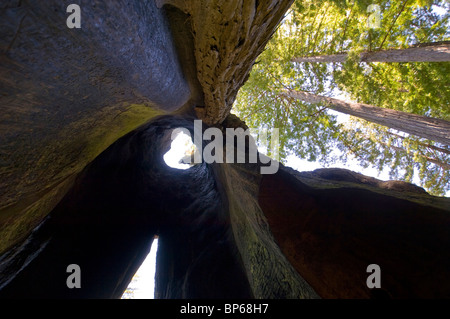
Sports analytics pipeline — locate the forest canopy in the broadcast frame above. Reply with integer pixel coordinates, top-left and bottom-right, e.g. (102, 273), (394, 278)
(232, 0), (450, 196)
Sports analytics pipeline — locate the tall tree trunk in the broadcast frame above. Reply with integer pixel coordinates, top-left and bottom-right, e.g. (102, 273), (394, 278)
(292, 42), (450, 63)
(283, 90), (450, 146)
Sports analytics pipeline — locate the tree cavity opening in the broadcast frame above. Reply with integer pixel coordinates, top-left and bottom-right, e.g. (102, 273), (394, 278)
(163, 128), (198, 170)
(121, 236), (159, 299)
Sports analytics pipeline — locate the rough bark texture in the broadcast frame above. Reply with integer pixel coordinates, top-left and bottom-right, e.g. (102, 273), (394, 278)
(157, 0), (294, 125)
(0, 0), (294, 255)
(292, 43), (450, 63)
(215, 161), (319, 299)
(285, 90), (450, 146)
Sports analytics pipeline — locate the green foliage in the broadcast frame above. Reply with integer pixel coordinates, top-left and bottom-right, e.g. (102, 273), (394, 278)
(334, 60), (450, 119)
(337, 119), (450, 195)
(233, 0), (450, 195)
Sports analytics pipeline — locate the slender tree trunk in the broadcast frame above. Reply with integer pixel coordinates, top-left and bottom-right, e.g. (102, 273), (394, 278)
(421, 156), (450, 170)
(292, 42), (450, 63)
(387, 131), (450, 155)
(381, 142), (450, 171)
(283, 90), (450, 146)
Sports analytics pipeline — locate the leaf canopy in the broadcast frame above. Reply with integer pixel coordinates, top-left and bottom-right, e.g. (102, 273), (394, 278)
(233, 0), (450, 195)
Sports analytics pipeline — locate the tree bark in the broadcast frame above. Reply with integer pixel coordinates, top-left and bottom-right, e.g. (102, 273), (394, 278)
(292, 42), (450, 63)
(158, 0), (294, 125)
(284, 90), (450, 146)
